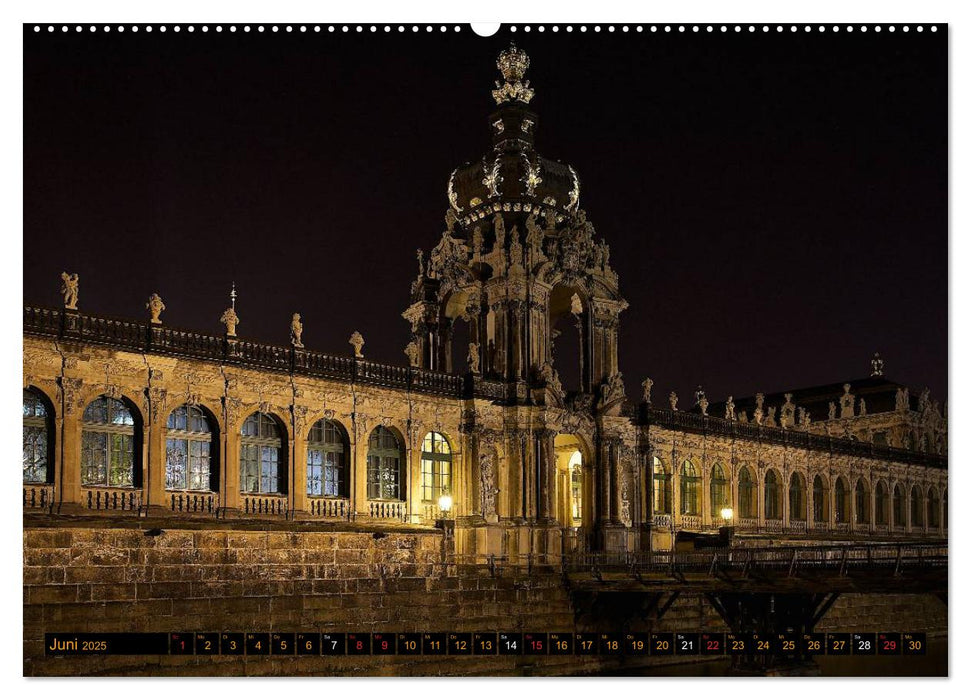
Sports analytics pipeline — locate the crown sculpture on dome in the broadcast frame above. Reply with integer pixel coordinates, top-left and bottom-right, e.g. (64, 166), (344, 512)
(492, 42), (535, 105)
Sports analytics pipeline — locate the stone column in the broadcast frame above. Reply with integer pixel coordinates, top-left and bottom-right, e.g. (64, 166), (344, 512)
(222, 403), (242, 515)
(536, 429), (555, 522)
(145, 401), (166, 514)
(58, 377), (83, 511)
(290, 408), (308, 517)
(610, 441), (622, 523)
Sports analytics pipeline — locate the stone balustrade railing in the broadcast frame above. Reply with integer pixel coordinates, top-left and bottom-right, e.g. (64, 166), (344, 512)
(368, 500), (407, 521)
(308, 496), (350, 519)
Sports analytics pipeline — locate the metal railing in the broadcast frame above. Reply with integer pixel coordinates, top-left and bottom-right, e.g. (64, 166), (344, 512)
(560, 543), (947, 575)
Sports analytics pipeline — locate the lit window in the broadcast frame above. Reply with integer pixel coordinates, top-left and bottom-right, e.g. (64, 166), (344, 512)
(738, 466), (755, 518)
(307, 419), (348, 497)
(764, 470), (782, 520)
(420, 432), (451, 503)
(813, 475), (829, 522)
(569, 450), (583, 522)
(165, 405), (214, 491)
(788, 473), (806, 521)
(855, 478), (870, 524)
(367, 426), (402, 500)
(652, 457), (671, 515)
(680, 460), (700, 516)
(81, 396), (136, 487)
(709, 463), (728, 517)
(240, 412), (285, 495)
(23, 389), (51, 484)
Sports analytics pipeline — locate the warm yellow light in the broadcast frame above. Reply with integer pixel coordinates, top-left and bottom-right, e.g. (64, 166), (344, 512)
(720, 507), (734, 521)
(438, 494), (453, 513)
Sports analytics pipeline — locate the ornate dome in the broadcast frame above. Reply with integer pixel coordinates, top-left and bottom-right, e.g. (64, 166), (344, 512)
(447, 44), (581, 227)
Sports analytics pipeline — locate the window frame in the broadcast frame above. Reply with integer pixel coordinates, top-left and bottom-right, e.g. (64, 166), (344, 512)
(367, 426), (403, 501)
(239, 412), (286, 496)
(80, 396), (137, 488)
(306, 419), (348, 498)
(165, 404), (215, 492)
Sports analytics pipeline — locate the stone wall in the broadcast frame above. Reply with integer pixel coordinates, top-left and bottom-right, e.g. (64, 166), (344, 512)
(23, 523), (946, 676)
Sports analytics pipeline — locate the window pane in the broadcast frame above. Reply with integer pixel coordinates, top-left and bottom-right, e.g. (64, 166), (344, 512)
(83, 397), (108, 425)
(261, 446), (279, 493)
(240, 444), (260, 493)
(307, 449), (323, 496)
(166, 438), (187, 490)
(81, 431), (107, 485)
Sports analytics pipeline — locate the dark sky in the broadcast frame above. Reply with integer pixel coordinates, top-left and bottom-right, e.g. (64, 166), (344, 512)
(23, 25), (948, 402)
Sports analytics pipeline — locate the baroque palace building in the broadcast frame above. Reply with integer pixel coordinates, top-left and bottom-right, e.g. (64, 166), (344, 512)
(22, 45), (947, 558)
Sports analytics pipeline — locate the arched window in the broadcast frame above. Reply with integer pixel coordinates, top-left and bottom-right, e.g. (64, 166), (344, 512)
(680, 459), (700, 515)
(812, 475), (829, 523)
(910, 485), (924, 527)
(166, 405), (215, 491)
(893, 484), (904, 527)
(788, 473), (806, 521)
(367, 426), (403, 500)
(927, 487), (940, 528)
(420, 432), (452, 503)
(874, 481), (889, 526)
(240, 412), (285, 495)
(81, 396), (136, 487)
(855, 478), (870, 525)
(569, 451), (583, 522)
(738, 466), (756, 519)
(307, 419), (348, 497)
(834, 477), (849, 523)
(652, 457), (671, 515)
(710, 463), (728, 517)
(764, 470), (782, 520)
(23, 388), (52, 484)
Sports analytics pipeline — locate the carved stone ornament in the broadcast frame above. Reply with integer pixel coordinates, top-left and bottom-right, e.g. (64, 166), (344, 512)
(349, 331), (365, 358)
(60, 272), (79, 310)
(220, 307), (239, 337)
(492, 43), (534, 105)
(404, 341), (420, 368)
(148, 387), (167, 423)
(290, 313), (304, 348)
(669, 391), (678, 411)
(725, 396), (736, 421)
(467, 342), (480, 374)
(146, 293), (165, 324)
(840, 384), (855, 419)
(480, 452), (499, 522)
(641, 377), (653, 404)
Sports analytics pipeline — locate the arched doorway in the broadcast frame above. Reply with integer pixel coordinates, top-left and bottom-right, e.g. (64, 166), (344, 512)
(554, 433), (591, 551)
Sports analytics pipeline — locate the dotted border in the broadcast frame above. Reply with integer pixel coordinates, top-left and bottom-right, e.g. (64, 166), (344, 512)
(31, 24), (941, 35)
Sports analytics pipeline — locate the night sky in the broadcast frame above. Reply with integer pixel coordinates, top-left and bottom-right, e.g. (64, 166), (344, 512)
(23, 25), (948, 403)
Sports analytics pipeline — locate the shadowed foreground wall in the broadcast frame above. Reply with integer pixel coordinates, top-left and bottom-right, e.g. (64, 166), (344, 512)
(23, 524), (946, 676)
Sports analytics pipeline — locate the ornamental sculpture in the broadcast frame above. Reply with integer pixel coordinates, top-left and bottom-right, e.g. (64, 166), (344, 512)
(290, 313), (304, 349)
(219, 307), (239, 337)
(641, 377), (653, 404)
(146, 293), (165, 324)
(349, 331), (365, 359)
(871, 352), (884, 376)
(491, 42), (535, 105)
(60, 272), (79, 310)
(669, 391), (679, 411)
(404, 341), (420, 368)
(840, 383), (855, 418)
(467, 342), (480, 374)
(695, 386), (708, 415)
(725, 396), (736, 421)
